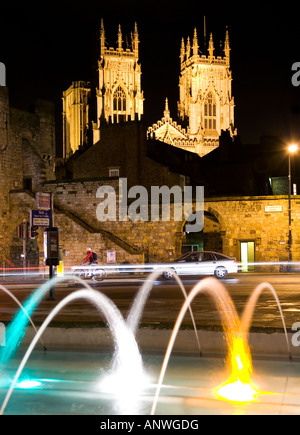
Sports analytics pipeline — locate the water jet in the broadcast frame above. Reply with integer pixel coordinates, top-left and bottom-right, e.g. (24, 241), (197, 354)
(0, 273), (298, 415)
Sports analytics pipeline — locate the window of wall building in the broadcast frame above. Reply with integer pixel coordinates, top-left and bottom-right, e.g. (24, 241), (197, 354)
(23, 177), (32, 191)
(113, 86), (127, 122)
(109, 168), (120, 177)
(204, 92), (216, 130)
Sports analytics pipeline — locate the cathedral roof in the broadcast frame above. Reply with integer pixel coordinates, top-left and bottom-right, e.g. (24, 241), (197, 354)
(147, 98), (196, 148)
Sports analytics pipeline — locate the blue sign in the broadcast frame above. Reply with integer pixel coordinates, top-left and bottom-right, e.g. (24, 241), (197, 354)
(31, 209), (51, 227)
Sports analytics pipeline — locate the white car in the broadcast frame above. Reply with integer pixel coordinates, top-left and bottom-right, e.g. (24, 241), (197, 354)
(161, 251), (238, 279)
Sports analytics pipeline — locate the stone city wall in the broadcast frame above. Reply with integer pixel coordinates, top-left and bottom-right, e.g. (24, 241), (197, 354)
(42, 178), (182, 266)
(5, 172), (300, 269)
(40, 179), (300, 268)
(0, 88), (55, 265)
(205, 195), (300, 265)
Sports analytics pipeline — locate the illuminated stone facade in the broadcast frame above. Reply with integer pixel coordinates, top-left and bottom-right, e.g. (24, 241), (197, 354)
(149, 28), (236, 157)
(179, 29), (236, 155)
(63, 23), (235, 158)
(62, 81), (91, 159)
(62, 20), (144, 155)
(147, 98), (199, 152)
(0, 87), (56, 265)
(93, 20), (144, 143)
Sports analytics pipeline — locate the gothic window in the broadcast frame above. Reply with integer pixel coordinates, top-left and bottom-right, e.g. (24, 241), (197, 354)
(204, 92), (217, 130)
(113, 86), (126, 112)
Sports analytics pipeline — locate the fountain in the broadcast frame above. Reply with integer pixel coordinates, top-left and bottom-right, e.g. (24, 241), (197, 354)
(0, 285), (46, 352)
(0, 272), (298, 415)
(150, 277), (258, 415)
(0, 276), (94, 365)
(0, 287), (145, 415)
(126, 267), (202, 353)
(240, 282), (291, 358)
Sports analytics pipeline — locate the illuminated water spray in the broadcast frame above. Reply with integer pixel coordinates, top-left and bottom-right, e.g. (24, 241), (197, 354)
(126, 268), (202, 353)
(0, 273), (291, 415)
(151, 277), (261, 414)
(214, 281), (290, 403)
(213, 334), (260, 403)
(0, 276), (94, 366)
(0, 287), (145, 415)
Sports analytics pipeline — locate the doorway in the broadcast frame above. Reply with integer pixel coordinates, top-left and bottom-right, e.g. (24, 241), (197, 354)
(240, 241), (255, 271)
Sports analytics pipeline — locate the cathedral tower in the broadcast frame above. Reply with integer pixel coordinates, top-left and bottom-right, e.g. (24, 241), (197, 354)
(178, 27), (236, 154)
(62, 81), (91, 159)
(93, 20), (144, 143)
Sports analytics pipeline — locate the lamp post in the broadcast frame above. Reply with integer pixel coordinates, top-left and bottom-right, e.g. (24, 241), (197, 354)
(288, 144), (298, 268)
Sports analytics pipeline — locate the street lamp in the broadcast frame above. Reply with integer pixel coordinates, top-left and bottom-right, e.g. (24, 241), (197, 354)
(288, 144), (298, 267)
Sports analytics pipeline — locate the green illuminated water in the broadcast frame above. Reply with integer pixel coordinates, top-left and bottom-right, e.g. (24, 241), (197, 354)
(0, 281), (50, 366)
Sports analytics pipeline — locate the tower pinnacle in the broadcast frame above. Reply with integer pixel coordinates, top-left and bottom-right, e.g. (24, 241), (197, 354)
(186, 36), (191, 59)
(180, 38), (185, 63)
(164, 98), (170, 118)
(100, 19), (105, 55)
(192, 28), (199, 56)
(208, 33), (214, 59)
(117, 24), (123, 50)
(224, 27), (230, 64)
(133, 22), (139, 56)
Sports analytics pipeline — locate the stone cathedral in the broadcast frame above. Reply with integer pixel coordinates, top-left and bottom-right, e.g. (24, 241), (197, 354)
(1, 19), (297, 271)
(148, 28), (236, 156)
(62, 21), (236, 159)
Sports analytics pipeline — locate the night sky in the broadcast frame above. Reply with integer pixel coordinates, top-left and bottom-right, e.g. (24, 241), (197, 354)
(1, 1), (300, 152)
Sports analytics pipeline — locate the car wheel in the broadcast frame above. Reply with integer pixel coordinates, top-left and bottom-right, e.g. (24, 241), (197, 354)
(214, 267), (227, 279)
(162, 269), (175, 280)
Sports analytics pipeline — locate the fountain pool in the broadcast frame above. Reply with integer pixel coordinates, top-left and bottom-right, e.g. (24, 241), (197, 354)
(0, 274), (299, 415)
(0, 346), (299, 415)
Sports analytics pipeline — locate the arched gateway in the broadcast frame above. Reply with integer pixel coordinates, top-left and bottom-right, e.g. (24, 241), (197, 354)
(181, 207), (223, 254)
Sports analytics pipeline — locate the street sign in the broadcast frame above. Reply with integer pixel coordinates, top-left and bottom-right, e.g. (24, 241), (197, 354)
(36, 192), (51, 210)
(30, 209), (51, 227)
(264, 205), (282, 212)
(107, 249), (116, 263)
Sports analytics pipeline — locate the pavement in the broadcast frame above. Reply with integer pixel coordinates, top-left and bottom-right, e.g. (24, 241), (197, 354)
(0, 273), (299, 330)
(0, 272), (299, 322)
(0, 273), (299, 358)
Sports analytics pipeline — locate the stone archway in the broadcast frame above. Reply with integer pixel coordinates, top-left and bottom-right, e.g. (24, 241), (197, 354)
(181, 206), (224, 254)
(181, 221), (204, 253)
(203, 210), (222, 252)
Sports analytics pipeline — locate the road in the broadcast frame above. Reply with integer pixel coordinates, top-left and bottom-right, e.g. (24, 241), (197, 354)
(0, 272), (299, 331)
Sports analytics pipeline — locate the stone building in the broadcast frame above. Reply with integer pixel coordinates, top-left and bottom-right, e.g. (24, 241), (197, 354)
(62, 81), (91, 159)
(0, 86), (56, 267)
(51, 120), (300, 270)
(1, 20), (300, 273)
(62, 20), (144, 157)
(94, 20), (144, 132)
(63, 22), (235, 159)
(148, 28), (236, 157)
